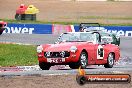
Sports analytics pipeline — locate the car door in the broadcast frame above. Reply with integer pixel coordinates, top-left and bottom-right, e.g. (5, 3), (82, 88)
(93, 33), (107, 64)
(80, 33), (95, 64)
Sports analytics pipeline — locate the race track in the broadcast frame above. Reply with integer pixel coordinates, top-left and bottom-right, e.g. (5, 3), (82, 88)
(0, 33), (132, 76)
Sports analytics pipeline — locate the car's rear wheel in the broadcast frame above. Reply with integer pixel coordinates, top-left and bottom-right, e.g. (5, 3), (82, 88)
(0, 31), (2, 35)
(39, 62), (51, 70)
(69, 51), (88, 69)
(104, 53), (114, 68)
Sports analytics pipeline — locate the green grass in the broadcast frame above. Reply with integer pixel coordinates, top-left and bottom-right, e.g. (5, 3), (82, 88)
(79, 16), (132, 20)
(1, 18), (132, 26)
(59, 16), (132, 20)
(0, 44), (38, 66)
(0, 19), (75, 25)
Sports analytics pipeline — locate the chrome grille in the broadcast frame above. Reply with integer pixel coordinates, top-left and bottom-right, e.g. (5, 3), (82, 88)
(44, 51), (70, 58)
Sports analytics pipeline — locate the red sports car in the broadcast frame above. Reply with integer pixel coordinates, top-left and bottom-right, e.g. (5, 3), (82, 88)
(37, 32), (120, 70)
(0, 21), (7, 35)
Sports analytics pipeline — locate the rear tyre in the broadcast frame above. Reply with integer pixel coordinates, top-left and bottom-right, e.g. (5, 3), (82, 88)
(39, 62), (51, 70)
(69, 52), (88, 69)
(104, 53), (114, 68)
(0, 31), (2, 35)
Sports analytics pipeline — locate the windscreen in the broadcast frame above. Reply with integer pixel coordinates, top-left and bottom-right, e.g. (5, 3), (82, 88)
(58, 33), (95, 42)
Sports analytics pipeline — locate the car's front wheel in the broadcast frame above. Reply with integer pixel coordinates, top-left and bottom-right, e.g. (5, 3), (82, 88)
(69, 51), (88, 69)
(39, 62), (51, 70)
(104, 53), (114, 68)
(0, 31), (2, 35)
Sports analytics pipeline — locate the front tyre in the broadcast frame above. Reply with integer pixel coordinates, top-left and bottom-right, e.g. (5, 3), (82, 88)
(39, 62), (51, 70)
(69, 52), (88, 69)
(104, 53), (114, 68)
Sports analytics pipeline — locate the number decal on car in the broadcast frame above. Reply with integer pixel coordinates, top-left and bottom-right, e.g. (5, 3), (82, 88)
(97, 45), (104, 59)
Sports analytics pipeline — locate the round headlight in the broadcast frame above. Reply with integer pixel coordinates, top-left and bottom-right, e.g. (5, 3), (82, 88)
(70, 46), (77, 53)
(37, 45), (43, 53)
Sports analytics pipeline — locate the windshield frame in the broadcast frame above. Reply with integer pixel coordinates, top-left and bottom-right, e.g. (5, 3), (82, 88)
(57, 32), (96, 43)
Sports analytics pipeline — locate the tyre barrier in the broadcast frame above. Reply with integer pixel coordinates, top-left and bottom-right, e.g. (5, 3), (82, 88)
(15, 4), (39, 21)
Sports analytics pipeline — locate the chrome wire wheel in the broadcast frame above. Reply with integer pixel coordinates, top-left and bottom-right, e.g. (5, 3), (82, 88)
(104, 53), (114, 68)
(80, 52), (88, 68)
(108, 53), (114, 66)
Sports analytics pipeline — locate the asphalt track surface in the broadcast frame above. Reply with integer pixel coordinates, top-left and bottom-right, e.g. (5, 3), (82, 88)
(0, 34), (132, 76)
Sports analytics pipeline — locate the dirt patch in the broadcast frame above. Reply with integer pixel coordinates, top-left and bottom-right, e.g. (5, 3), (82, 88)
(0, 73), (131, 88)
(0, 0), (132, 24)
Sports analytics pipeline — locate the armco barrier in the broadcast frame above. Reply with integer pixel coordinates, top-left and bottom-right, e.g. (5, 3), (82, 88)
(3, 23), (132, 37)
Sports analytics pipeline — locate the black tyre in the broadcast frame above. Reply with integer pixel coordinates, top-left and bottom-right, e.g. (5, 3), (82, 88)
(21, 14), (25, 20)
(69, 63), (80, 69)
(31, 14), (36, 21)
(39, 62), (51, 70)
(25, 14), (32, 20)
(15, 14), (19, 20)
(15, 14), (21, 20)
(69, 52), (88, 69)
(104, 53), (114, 68)
(0, 31), (2, 35)
(76, 75), (87, 85)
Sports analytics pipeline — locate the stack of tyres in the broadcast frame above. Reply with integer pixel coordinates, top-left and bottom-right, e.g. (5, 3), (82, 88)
(15, 4), (39, 21)
(15, 4), (27, 20)
(24, 14), (36, 21)
(15, 14), (25, 20)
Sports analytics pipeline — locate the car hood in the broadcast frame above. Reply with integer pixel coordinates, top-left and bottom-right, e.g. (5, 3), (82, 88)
(43, 42), (88, 52)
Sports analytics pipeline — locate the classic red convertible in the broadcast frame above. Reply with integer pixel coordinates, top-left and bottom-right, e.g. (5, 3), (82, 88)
(37, 32), (120, 70)
(0, 21), (7, 35)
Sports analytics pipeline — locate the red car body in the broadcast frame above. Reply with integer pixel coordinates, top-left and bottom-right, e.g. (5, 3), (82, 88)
(0, 21), (7, 35)
(37, 32), (120, 70)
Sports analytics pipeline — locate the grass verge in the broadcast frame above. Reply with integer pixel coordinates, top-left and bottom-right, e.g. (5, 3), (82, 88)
(0, 19), (132, 26)
(0, 44), (37, 67)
